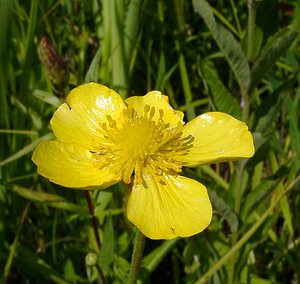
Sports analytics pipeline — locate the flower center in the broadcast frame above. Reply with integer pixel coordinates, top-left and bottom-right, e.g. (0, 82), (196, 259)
(92, 105), (194, 184)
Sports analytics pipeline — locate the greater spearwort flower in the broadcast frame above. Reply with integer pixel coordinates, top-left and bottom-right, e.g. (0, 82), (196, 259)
(32, 83), (255, 240)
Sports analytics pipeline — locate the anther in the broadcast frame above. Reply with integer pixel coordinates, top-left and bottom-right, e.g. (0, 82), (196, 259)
(150, 107), (155, 118)
(109, 119), (116, 128)
(106, 115), (117, 128)
(159, 109), (164, 118)
(101, 122), (107, 131)
(144, 104), (150, 113)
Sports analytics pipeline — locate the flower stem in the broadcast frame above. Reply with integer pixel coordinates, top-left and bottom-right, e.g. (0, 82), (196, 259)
(84, 191), (102, 251)
(247, 0), (256, 61)
(242, 0), (257, 123)
(127, 228), (146, 284)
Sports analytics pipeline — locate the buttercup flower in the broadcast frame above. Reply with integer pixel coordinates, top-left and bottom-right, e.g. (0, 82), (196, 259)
(32, 83), (255, 240)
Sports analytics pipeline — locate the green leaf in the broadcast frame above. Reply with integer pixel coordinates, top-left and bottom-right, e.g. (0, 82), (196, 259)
(249, 27), (298, 93)
(94, 191), (113, 223)
(209, 190), (239, 233)
(198, 58), (242, 118)
(256, 0), (279, 42)
(253, 78), (294, 133)
(241, 179), (279, 220)
(142, 238), (179, 273)
(85, 46), (101, 82)
(192, 0), (250, 94)
(124, 0), (143, 62)
(0, 133), (54, 167)
(286, 96), (300, 169)
(11, 185), (88, 215)
(12, 246), (70, 284)
(99, 214), (114, 274)
(32, 90), (62, 107)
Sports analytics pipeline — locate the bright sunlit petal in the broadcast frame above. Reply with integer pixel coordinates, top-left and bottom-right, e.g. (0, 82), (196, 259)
(32, 140), (120, 188)
(125, 91), (184, 128)
(175, 112), (255, 167)
(127, 169), (212, 240)
(51, 83), (126, 151)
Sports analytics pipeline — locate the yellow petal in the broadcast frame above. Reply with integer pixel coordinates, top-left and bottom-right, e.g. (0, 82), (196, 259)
(176, 112), (255, 167)
(51, 83), (126, 151)
(125, 91), (184, 128)
(32, 141), (120, 188)
(127, 170), (212, 240)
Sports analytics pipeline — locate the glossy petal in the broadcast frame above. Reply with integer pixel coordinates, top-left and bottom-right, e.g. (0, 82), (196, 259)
(176, 112), (255, 167)
(32, 141), (120, 188)
(51, 83), (126, 151)
(127, 170), (212, 240)
(125, 91), (184, 128)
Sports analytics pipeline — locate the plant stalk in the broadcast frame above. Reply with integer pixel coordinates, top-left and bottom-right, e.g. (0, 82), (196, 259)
(127, 228), (146, 284)
(247, 0), (256, 61)
(84, 191), (102, 251)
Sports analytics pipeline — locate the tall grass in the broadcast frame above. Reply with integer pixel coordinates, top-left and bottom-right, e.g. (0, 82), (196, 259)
(1, 0), (299, 283)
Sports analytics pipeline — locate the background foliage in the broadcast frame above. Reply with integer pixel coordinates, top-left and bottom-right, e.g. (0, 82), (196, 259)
(1, 0), (300, 283)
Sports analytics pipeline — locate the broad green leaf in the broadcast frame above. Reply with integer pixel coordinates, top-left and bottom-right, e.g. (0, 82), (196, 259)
(249, 275), (272, 284)
(286, 96), (300, 169)
(114, 256), (130, 282)
(241, 179), (279, 220)
(11, 185), (88, 215)
(192, 0), (250, 94)
(209, 190), (239, 233)
(198, 58), (242, 118)
(99, 214), (114, 274)
(63, 258), (76, 279)
(249, 27), (298, 93)
(142, 238), (179, 272)
(94, 191), (113, 223)
(256, 0), (279, 42)
(253, 78), (294, 133)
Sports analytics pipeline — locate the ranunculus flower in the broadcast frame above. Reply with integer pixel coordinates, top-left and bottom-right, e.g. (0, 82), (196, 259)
(32, 83), (254, 239)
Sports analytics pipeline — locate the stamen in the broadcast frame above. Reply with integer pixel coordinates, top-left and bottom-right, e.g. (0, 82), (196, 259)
(149, 107), (155, 118)
(144, 104), (150, 113)
(93, 103), (194, 185)
(159, 109), (164, 118)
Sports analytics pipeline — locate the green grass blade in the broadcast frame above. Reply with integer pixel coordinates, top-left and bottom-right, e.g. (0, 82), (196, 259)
(176, 40), (196, 120)
(124, 0), (143, 63)
(32, 90), (62, 107)
(3, 203), (30, 281)
(99, 214), (114, 275)
(142, 238), (179, 273)
(192, 0), (250, 95)
(11, 185), (88, 215)
(285, 96), (300, 169)
(195, 175), (300, 283)
(0, 0), (13, 129)
(19, 0), (39, 99)
(0, 133), (54, 167)
(110, 0), (127, 96)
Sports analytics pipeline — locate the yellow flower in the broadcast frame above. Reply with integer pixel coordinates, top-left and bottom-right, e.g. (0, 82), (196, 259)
(32, 83), (255, 240)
